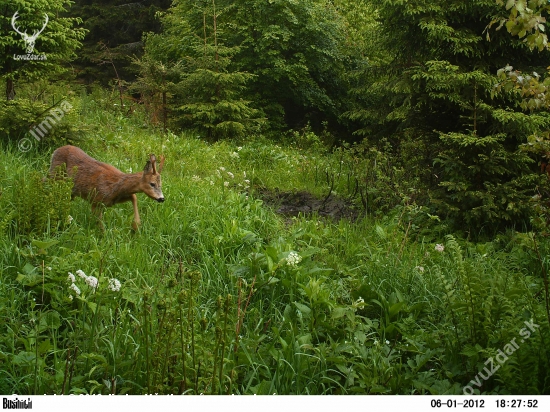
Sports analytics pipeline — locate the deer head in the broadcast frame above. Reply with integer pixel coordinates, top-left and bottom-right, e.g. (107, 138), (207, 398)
(11, 11), (49, 54)
(141, 154), (165, 202)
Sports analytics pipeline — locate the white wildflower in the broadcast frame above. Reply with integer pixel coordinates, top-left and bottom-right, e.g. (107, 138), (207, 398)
(286, 251), (302, 267)
(224, 181), (229, 187)
(435, 244), (445, 252)
(227, 171), (234, 179)
(67, 272), (76, 283)
(210, 180), (215, 186)
(85, 276), (98, 290)
(76, 269), (86, 279)
(67, 215), (73, 224)
(192, 175), (201, 182)
(415, 266), (425, 273)
(356, 297), (364, 304)
(69, 283), (81, 296)
(219, 166), (226, 172)
(230, 151), (240, 159)
(385, 340), (390, 345)
(68, 295), (73, 301)
(47, 266), (52, 271)
(108, 278), (122, 292)
(237, 146), (243, 151)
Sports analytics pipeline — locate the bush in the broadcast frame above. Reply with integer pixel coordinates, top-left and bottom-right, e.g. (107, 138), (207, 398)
(10, 166), (73, 236)
(0, 98), (82, 151)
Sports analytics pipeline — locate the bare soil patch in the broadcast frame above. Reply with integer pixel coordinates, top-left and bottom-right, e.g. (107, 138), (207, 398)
(257, 187), (360, 222)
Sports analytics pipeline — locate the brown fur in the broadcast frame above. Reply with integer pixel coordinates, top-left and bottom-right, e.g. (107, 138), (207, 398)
(49, 145), (165, 230)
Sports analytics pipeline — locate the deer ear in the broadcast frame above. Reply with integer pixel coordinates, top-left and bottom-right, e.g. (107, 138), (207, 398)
(150, 154), (158, 174)
(158, 155), (165, 173)
(144, 157), (154, 174)
(144, 154), (160, 174)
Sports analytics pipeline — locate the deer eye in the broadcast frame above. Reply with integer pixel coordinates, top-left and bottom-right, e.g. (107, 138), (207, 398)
(150, 183), (156, 187)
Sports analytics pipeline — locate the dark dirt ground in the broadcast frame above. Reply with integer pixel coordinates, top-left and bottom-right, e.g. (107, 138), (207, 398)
(256, 187), (360, 222)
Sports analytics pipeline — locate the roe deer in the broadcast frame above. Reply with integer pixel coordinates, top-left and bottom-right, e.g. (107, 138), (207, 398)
(49, 145), (165, 230)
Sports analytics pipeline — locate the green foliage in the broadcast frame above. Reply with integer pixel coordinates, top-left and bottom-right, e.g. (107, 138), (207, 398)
(9, 166), (73, 236)
(137, 0), (351, 134)
(66, 0), (171, 84)
(175, 45), (263, 139)
(137, 0), (262, 139)
(0, 0), (85, 100)
(492, 0), (550, 51)
(0, 99), (47, 142)
(226, 0), (349, 130)
(131, 53), (177, 131)
(433, 129), (538, 231)
(0, 95), (81, 148)
(1, 104), (549, 394)
(4, 1), (550, 394)
(344, 0), (550, 234)
(434, 235), (549, 394)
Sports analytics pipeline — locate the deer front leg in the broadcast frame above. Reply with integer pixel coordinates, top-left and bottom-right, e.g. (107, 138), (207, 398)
(91, 202), (105, 232)
(131, 194), (141, 230)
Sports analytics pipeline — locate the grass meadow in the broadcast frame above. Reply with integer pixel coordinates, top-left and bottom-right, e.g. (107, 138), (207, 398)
(0, 92), (549, 395)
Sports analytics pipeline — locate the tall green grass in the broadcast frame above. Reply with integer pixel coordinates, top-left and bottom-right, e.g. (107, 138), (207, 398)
(0, 91), (549, 394)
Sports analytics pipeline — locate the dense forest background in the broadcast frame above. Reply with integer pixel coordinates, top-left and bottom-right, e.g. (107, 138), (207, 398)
(3, 0), (550, 235)
(1, 0), (550, 395)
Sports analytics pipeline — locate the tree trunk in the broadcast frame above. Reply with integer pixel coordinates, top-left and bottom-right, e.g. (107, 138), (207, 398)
(6, 78), (15, 101)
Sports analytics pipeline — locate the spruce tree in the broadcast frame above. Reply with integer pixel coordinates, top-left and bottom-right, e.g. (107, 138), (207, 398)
(0, 0), (85, 100)
(136, 0), (262, 139)
(345, 0), (550, 233)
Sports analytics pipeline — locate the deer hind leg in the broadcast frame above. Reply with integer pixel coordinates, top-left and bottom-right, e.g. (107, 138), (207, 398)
(131, 194), (141, 231)
(91, 202), (105, 232)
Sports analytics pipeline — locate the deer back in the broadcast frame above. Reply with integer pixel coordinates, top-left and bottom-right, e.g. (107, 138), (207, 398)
(49, 145), (165, 206)
(50, 145), (129, 205)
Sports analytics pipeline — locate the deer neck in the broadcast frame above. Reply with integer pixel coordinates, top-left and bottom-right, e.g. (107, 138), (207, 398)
(114, 172), (145, 196)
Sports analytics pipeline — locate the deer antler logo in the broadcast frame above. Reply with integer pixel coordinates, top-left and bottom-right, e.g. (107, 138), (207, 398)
(11, 11), (49, 54)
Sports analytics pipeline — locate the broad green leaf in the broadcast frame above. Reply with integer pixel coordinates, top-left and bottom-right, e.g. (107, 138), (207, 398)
(31, 239), (59, 251)
(293, 301), (311, 315)
(389, 301), (405, 317)
(87, 301), (97, 314)
(22, 262), (36, 275)
(332, 307), (347, 319)
(39, 311), (61, 332)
